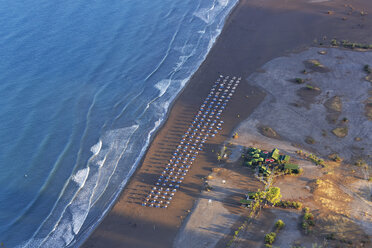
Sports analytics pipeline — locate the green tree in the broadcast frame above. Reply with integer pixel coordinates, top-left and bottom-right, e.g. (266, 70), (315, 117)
(266, 187), (282, 206)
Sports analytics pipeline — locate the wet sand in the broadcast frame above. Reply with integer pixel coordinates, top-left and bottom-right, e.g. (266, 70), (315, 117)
(82, 0), (372, 247)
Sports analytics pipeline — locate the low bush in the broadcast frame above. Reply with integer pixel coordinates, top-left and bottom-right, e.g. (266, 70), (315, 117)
(364, 65), (372, 74)
(277, 200), (303, 210)
(328, 153), (341, 162)
(304, 212), (314, 221)
(295, 78), (305, 84)
(264, 232), (276, 245)
(275, 219), (285, 230)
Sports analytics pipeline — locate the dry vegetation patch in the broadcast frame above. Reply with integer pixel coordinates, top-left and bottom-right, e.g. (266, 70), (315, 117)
(316, 213), (371, 247)
(312, 178), (352, 216)
(331, 126), (349, 138)
(258, 125), (280, 139)
(325, 96), (342, 112)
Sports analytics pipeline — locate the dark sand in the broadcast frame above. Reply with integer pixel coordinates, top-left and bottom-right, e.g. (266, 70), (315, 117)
(82, 0), (372, 247)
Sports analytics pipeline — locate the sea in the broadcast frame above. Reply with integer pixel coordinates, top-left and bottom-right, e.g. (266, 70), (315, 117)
(0, 0), (237, 247)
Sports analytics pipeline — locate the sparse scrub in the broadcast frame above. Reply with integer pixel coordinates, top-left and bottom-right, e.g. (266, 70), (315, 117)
(341, 40), (372, 49)
(330, 39), (372, 49)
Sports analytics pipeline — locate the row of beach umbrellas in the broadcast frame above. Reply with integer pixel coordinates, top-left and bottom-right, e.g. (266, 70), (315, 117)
(142, 75), (241, 208)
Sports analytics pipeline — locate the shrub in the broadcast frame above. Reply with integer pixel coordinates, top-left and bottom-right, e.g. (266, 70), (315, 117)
(264, 232), (276, 244)
(329, 153), (341, 162)
(304, 212), (314, 221)
(295, 78), (305, 84)
(275, 219), (285, 230)
(293, 201), (303, 209)
(364, 65), (372, 74)
(302, 221), (309, 229)
(326, 233), (336, 240)
(277, 200), (303, 209)
(305, 136), (316, 144)
(355, 159), (366, 167)
(331, 39), (339, 46)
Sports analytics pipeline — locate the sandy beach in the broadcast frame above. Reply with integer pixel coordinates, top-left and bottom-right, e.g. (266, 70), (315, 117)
(82, 0), (372, 247)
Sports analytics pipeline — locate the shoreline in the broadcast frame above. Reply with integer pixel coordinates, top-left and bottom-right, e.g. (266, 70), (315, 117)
(74, 1), (241, 246)
(83, 0), (372, 247)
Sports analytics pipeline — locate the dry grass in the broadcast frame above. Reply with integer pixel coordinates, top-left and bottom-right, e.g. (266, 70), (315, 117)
(313, 178), (352, 215)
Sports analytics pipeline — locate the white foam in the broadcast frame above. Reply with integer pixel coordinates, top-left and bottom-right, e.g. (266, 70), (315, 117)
(97, 160), (105, 167)
(23, 125), (139, 248)
(89, 125), (139, 206)
(194, 0), (233, 24)
(90, 140), (102, 156)
(72, 168), (89, 187)
(155, 79), (171, 97)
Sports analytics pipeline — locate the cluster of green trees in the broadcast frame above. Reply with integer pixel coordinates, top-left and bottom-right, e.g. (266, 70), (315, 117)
(244, 147), (300, 176)
(248, 187), (282, 207)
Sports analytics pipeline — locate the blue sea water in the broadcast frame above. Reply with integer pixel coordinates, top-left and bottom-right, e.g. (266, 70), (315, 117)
(0, 0), (237, 247)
